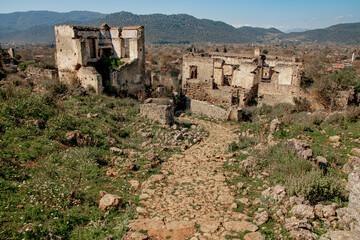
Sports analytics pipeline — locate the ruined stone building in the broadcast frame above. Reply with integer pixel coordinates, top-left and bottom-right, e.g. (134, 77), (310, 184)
(182, 49), (304, 108)
(55, 24), (146, 94)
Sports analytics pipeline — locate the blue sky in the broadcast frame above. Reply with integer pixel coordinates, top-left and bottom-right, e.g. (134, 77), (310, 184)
(0, 0), (359, 31)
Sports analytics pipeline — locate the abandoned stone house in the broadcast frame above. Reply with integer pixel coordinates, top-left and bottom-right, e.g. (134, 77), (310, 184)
(182, 49), (304, 108)
(55, 23), (146, 94)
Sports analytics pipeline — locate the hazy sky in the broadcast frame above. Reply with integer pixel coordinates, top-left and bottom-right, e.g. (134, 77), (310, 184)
(0, 0), (359, 31)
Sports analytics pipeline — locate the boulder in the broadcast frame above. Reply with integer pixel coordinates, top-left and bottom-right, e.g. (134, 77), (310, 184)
(320, 230), (360, 240)
(121, 231), (148, 240)
(241, 156), (259, 169)
(129, 180), (141, 190)
(349, 166), (360, 229)
(323, 205), (336, 218)
(128, 219), (195, 240)
(351, 148), (360, 157)
(315, 204), (325, 218)
(285, 217), (317, 240)
(285, 139), (313, 160)
(254, 211), (269, 226)
(142, 150), (160, 161)
(299, 149), (313, 160)
(121, 161), (136, 170)
(99, 194), (122, 211)
(198, 220), (221, 233)
(110, 147), (123, 154)
(143, 174), (165, 188)
(329, 136), (341, 142)
(223, 221), (258, 232)
(269, 118), (281, 134)
(291, 204), (315, 219)
(262, 184), (287, 202)
(136, 207), (147, 214)
(289, 196), (305, 205)
(141, 132), (153, 138)
(173, 132), (184, 141)
(342, 156), (360, 174)
(244, 232), (264, 240)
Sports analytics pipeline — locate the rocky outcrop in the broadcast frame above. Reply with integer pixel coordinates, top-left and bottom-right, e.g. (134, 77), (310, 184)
(320, 166), (360, 239)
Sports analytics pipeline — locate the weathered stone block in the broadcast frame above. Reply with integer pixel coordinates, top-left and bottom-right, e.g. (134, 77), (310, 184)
(140, 98), (174, 125)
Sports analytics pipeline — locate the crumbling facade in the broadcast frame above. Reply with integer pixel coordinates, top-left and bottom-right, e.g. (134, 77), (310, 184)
(55, 24), (146, 94)
(182, 50), (304, 108)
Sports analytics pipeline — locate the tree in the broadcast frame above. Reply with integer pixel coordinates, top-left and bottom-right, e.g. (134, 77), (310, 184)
(303, 50), (360, 110)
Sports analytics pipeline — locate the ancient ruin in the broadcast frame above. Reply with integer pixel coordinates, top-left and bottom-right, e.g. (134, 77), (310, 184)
(182, 50), (304, 111)
(140, 98), (174, 125)
(55, 24), (146, 94)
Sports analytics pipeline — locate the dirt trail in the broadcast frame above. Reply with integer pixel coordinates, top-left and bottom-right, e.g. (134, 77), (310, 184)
(126, 118), (259, 240)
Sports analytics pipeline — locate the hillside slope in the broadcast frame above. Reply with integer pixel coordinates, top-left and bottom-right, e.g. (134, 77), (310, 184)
(1, 11), (360, 44)
(281, 22), (360, 44)
(0, 11), (282, 44)
(0, 10), (105, 32)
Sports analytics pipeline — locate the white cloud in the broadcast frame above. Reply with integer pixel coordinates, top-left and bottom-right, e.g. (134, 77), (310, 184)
(334, 16), (344, 21)
(232, 24), (251, 28)
(348, 14), (353, 18)
(309, 17), (318, 23)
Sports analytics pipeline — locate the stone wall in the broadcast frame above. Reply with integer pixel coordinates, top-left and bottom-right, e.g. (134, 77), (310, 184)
(183, 80), (212, 100)
(25, 66), (58, 80)
(186, 98), (229, 120)
(182, 54), (213, 84)
(258, 83), (305, 106)
(140, 98), (174, 125)
(335, 87), (356, 110)
(232, 64), (258, 89)
(77, 66), (103, 93)
(110, 59), (145, 94)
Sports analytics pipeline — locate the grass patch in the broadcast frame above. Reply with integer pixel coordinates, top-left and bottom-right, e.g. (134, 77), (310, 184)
(0, 79), (183, 239)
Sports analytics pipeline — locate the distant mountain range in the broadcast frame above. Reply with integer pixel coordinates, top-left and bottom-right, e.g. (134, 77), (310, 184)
(284, 28), (310, 33)
(0, 11), (359, 45)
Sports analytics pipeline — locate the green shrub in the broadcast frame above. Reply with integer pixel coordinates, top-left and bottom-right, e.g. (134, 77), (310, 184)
(259, 104), (273, 115)
(293, 97), (311, 113)
(287, 170), (346, 204)
(270, 103), (295, 118)
(228, 136), (256, 152)
(18, 61), (35, 71)
(310, 112), (326, 126)
(323, 112), (344, 125)
(345, 106), (360, 123)
(260, 144), (312, 183)
(0, 70), (6, 80)
(46, 81), (68, 96)
(239, 106), (259, 122)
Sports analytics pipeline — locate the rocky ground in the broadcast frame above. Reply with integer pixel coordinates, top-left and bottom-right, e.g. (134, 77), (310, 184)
(124, 117), (263, 239)
(119, 115), (360, 240)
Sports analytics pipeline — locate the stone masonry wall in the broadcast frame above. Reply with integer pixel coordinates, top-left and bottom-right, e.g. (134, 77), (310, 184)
(140, 98), (174, 125)
(258, 83), (305, 106)
(77, 66), (103, 93)
(187, 98), (229, 120)
(25, 66), (58, 80)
